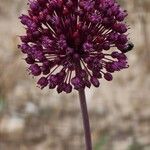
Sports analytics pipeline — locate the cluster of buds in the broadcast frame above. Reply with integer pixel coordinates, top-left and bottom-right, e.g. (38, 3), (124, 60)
(19, 0), (130, 93)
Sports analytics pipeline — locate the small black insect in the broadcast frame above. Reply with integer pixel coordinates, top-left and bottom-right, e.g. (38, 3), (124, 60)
(122, 42), (134, 53)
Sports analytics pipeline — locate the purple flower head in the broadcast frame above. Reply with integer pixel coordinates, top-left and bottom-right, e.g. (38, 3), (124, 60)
(19, 0), (131, 93)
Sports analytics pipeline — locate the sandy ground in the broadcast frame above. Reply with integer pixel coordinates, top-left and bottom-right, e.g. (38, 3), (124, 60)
(0, 0), (150, 150)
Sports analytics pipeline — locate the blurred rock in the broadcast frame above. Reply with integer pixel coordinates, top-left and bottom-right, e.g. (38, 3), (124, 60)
(0, 115), (25, 140)
(113, 138), (132, 150)
(24, 102), (38, 115)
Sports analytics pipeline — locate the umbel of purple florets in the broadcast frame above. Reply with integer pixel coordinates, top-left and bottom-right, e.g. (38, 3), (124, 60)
(19, 0), (129, 93)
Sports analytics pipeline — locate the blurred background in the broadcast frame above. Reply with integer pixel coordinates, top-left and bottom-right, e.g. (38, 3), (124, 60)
(0, 0), (150, 150)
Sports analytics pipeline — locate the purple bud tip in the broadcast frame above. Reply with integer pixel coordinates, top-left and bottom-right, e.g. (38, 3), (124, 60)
(104, 73), (113, 81)
(90, 77), (100, 87)
(37, 77), (48, 89)
(29, 64), (41, 76)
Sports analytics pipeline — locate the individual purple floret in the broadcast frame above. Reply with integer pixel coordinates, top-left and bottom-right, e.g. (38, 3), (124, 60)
(19, 0), (130, 93)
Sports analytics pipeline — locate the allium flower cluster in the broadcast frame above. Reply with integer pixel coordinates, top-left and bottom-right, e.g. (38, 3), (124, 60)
(19, 0), (129, 93)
